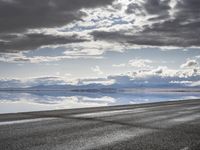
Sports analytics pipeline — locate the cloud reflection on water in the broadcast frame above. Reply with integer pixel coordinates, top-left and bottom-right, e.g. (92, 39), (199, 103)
(0, 91), (200, 114)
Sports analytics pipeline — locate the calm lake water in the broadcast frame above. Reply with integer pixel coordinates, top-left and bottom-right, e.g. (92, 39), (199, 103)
(0, 91), (200, 114)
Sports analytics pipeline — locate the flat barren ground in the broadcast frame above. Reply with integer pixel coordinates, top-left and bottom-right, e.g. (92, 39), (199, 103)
(0, 99), (200, 150)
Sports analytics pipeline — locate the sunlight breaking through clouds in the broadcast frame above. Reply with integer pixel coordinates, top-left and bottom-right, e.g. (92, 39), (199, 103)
(0, 0), (200, 88)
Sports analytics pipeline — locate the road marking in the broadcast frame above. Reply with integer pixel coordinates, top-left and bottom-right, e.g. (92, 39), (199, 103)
(0, 117), (56, 126)
(180, 146), (189, 150)
(172, 114), (200, 122)
(57, 127), (154, 150)
(72, 108), (147, 118)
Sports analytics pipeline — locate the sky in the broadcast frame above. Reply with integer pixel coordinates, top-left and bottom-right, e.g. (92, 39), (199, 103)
(0, 0), (200, 88)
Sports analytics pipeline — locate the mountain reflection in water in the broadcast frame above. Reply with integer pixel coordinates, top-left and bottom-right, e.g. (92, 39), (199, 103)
(0, 91), (200, 114)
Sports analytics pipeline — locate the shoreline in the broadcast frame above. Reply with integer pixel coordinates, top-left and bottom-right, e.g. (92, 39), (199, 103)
(0, 98), (199, 121)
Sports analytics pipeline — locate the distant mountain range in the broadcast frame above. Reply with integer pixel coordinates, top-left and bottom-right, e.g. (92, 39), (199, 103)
(0, 82), (199, 93)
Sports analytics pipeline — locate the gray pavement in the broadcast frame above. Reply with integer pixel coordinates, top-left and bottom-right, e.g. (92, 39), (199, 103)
(0, 99), (200, 150)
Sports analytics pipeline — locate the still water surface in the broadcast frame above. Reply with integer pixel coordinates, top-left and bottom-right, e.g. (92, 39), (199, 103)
(0, 91), (200, 114)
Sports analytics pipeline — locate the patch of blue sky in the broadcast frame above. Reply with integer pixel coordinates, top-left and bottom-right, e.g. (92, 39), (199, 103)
(111, 17), (129, 25)
(25, 47), (67, 57)
(59, 17), (129, 33)
(59, 24), (97, 32)
(103, 48), (200, 69)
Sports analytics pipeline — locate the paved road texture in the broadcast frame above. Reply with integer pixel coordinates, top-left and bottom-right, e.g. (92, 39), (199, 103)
(0, 99), (200, 150)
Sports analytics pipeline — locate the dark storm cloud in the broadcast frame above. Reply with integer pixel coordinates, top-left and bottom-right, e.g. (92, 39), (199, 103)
(125, 3), (142, 14)
(0, 0), (114, 52)
(0, 33), (87, 52)
(125, 0), (170, 16)
(92, 19), (200, 47)
(93, 0), (200, 47)
(0, 0), (114, 33)
(144, 0), (170, 15)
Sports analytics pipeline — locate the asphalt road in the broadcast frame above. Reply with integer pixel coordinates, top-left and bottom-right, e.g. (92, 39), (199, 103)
(0, 99), (200, 150)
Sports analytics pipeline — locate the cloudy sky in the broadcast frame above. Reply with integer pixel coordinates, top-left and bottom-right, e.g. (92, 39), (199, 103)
(0, 0), (200, 87)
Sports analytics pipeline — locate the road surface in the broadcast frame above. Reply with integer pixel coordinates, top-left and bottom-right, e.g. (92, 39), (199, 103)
(0, 99), (200, 150)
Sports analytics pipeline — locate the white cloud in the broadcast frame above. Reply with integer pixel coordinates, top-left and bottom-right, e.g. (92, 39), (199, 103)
(65, 73), (72, 77)
(0, 49), (103, 64)
(152, 66), (167, 74)
(78, 78), (115, 85)
(181, 59), (198, 68)
(81, 96), (116, 103)
(189, 81), (200, 87)
(1, 65), (200, 89)
(1, 0), (200, 67)
(112, 63), (126, 67)
(1, 57), (200, 88)
(56, 72), (60, 76)
(112, 58), (154, 69)
(169, 80), (193, 87)
(0, 39), (132, 63)
(128, 58), (153, 68)
(91, 65), (103, 75)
